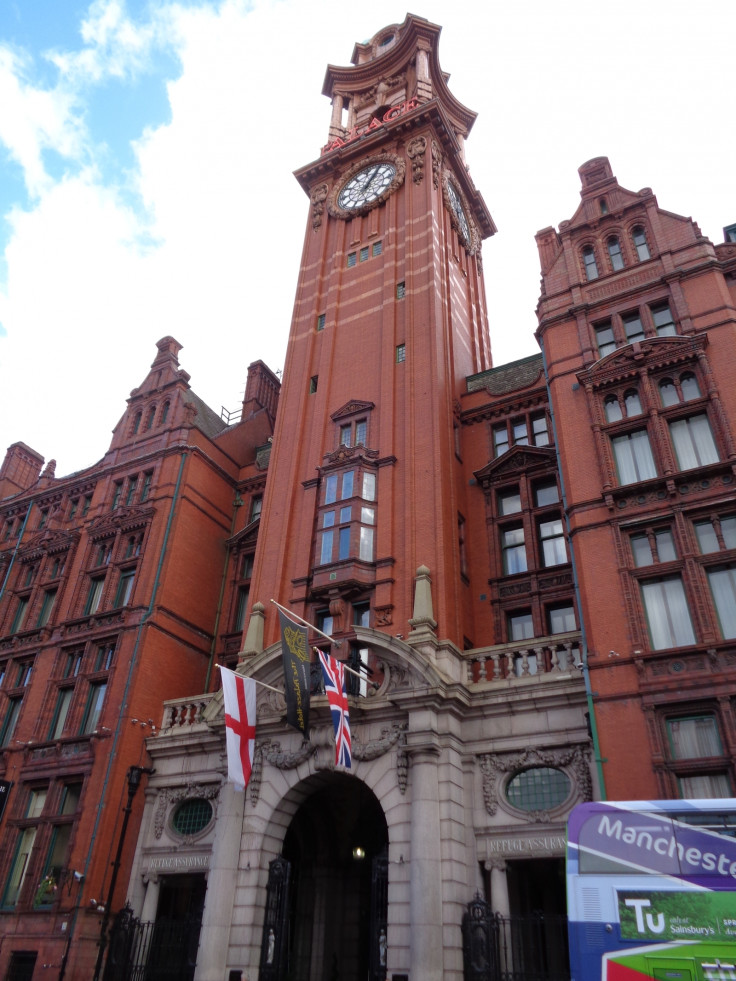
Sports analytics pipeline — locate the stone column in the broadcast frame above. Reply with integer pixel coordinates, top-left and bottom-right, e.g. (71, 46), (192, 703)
(140, 873), (160, 922)
(195, 783), (244, 981)
(486, 859), (512, 976)
(486, 859), (510, 918)
(409, 745), (443, 979)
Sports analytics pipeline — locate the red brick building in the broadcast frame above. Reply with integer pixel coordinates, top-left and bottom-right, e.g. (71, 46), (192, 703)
(0, 338), (278, 978)
(535, 156), (736, 802)
(2, 14), (735, 981)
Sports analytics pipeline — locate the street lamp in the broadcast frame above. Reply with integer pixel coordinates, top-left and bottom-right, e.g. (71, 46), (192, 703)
(92, 765), (154, 981)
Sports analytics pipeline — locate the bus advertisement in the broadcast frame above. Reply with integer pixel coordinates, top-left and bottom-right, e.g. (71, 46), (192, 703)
(566, 799), (736, 981)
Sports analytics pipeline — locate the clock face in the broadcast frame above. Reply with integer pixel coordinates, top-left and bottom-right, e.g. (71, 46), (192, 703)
(447, 181), (470, 245)
(337, 162), (397, 210)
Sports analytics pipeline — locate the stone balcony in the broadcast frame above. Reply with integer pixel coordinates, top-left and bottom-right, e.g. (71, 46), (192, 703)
(463, 631), (583, 685)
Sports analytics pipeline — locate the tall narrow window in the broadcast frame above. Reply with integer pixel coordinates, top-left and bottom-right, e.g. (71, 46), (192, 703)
(49, 688), (73, 739)
(640, 577), (695, 649)
(234, 586), (249, 631)
(612, 430), (657, 484)
(493, 424), (509, 457)
(707, 567), (736, 639)
(651, 302), (676, 336)
(531, 413), (549, 446)
(396, 281), (406, 300)
(37, 590), (57, 628)
(395, 343), (406, 362)
(140, 471), (153, 503)
(84, 577), (105, 616)
(595, 322), (616, 357)
(111, 481), (123, 510)
(539, 518), (566, 567)
(10, 597), (29, 634)
(362, 473), (376, 501)
(632, 226), (651, 261)
(0, 696), (23, 747)
(125, 476), (138, 506)
(607, 237), (624, 271)
(355, 420), (367, 445)
(502, 527), (527, 575)
(340, 425), (352, 447)
(623, 312), (645, 343)
(114, 569), (135, 608)
(669, 415), (719, 469)
(582, 246), (599, 281)
(80, 682), (107, 734)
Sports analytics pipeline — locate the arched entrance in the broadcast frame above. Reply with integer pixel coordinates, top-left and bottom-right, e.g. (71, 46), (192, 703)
(260, 773), (388, 981)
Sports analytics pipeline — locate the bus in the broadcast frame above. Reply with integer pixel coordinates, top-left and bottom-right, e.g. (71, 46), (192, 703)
(566, 799), (736, 980)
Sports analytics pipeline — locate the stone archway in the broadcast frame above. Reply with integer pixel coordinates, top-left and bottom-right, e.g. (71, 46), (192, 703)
(263, 773), (388, 981)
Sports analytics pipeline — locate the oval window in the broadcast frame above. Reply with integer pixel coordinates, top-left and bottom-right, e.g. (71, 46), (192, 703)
(171, 798), (213, 836)
(505, 767), (571, 812)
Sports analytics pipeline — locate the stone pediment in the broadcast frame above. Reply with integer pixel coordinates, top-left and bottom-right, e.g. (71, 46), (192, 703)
(578, 333), (708, 389)
(17, 529), (80, 561)
(474, 445), (556, 487)
(330, 400), (375, 422)
(226, 518), (260, 548)
(88, 505), (154, 539)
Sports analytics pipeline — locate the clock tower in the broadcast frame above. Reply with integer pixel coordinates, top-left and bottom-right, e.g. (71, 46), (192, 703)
(253, 14), (496, 649)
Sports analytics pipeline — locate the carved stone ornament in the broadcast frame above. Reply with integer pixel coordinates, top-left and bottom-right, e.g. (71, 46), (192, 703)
(153, 782), (220, 839)
(406, 136), (427, 184)
(327, 153), (406, 221)
(352, 722), (406, 762)
(310, 182), (330, 230)
(431, 141), (443, 189)
(477, 745), (592, 818)
(88, 505), (154, 538)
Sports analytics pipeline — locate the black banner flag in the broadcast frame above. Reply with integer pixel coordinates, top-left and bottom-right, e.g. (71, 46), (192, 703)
(279, 610), (311, 737)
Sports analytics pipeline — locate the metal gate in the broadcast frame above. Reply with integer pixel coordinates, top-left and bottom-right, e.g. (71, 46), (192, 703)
(462, 897), (570, 981)
(258, 856), (292, 981)
(103, 903), (201, 981)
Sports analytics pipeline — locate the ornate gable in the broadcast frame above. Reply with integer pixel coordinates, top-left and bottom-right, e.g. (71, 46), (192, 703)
(578, 333), (708, 390)
(330, 400), (375, 422)
(474, 445), (556, 488)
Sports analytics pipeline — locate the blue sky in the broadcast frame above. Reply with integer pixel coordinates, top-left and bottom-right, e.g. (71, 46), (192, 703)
(0, 0), (732, 475)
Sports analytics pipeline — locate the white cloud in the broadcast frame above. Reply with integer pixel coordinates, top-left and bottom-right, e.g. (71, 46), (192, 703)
(0, 0), (733, 476)
(0, 46), (83, 197)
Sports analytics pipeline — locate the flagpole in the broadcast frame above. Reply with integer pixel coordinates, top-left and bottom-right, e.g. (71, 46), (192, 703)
(215, 664), (281, 695)
(271, 598), (343, 647)
(272, 598), (377, 689)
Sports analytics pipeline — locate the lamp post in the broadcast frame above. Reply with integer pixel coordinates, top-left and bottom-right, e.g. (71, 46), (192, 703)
(92, 765), (154, 981)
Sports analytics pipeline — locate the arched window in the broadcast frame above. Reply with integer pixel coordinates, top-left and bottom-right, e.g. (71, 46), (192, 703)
(632, 226), (651, 261)
(146, 405), (156, 430)
(659, 379), (678, 407)
(160, 401), (170, 424)
(624, 389), (642, 416)
(132, 412), (142, 435)
(604, 396), (623, 423)
(680, 372), (701, 401)
(607, 236), (624, 271)
(582, 245), (599, 281)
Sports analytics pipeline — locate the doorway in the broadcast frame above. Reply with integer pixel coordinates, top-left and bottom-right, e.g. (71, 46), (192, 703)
(263, 774), (388, 981)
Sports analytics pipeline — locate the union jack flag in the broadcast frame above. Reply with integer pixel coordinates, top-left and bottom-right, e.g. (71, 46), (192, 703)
(318, 650), (352, 768)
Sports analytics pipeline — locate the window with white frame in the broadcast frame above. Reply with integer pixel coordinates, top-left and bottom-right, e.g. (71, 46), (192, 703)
(582, 245), (599, 281)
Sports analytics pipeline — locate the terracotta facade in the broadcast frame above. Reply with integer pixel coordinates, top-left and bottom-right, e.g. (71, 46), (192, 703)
(1, 13), (735, 981)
